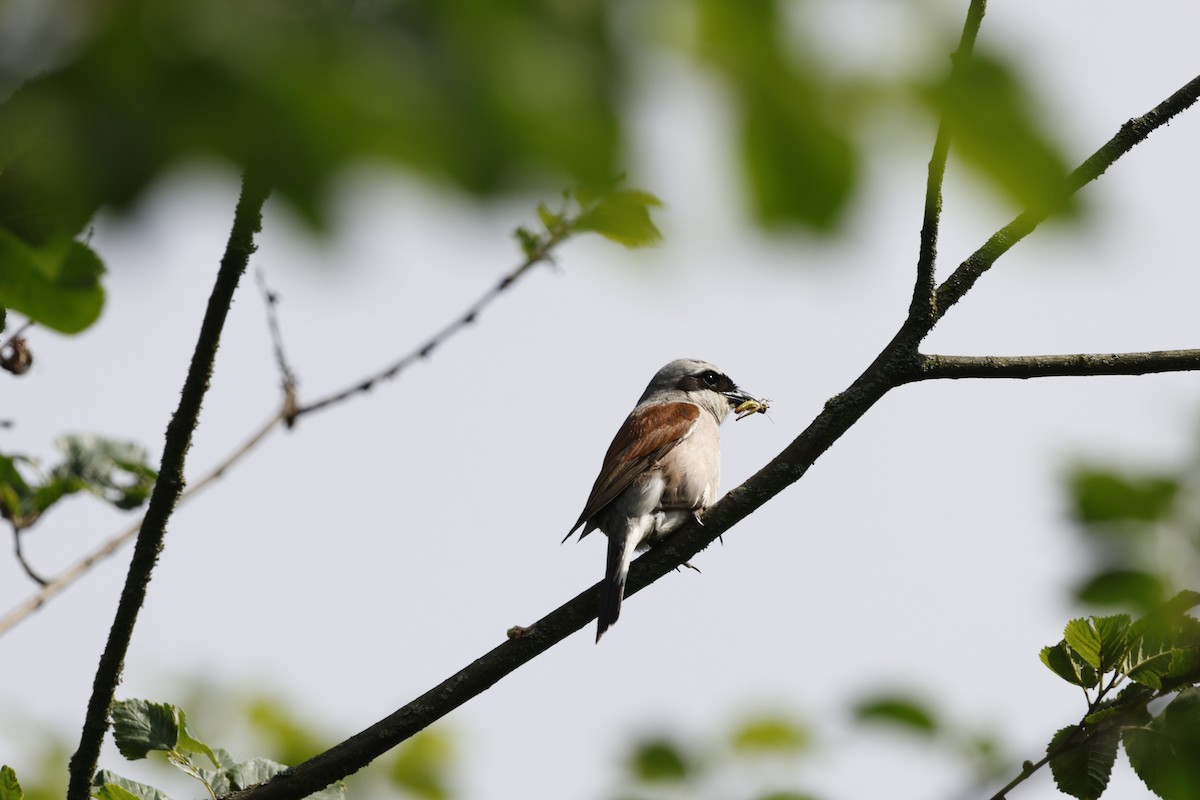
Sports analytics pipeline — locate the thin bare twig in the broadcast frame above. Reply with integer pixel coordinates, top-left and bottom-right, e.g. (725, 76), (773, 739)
(255, 270), (299, 420)
(11, 527), (48, 585)
(286, 216), (572, 425)
(256, 270), (298, 395)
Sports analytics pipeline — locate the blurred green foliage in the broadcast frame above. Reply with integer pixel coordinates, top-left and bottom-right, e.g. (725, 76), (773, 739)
(922, 53), (1073, 215)
(4, 688), (459, 800)
(1066, 448), (1200, 614)
(618, 714), (817, 800)
(0, 0), (1078, 334)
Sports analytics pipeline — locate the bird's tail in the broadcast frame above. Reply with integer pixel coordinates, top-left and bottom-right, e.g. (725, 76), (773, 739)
(597, 529), (639, 643)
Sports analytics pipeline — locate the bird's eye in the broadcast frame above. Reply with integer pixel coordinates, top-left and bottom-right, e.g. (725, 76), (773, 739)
(701, 371), (719, 387)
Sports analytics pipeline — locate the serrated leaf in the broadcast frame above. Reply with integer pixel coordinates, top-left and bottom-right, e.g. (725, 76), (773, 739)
(852, 694), (938, 736)
(175, 709), (218, 768)
(0, 232), (105, 334)
(1, 765), (23, 800)
(572, 189), (662, 248)
(55, 435), (157, 509)
(224, 758), (286, 790)
(1095, 615), (1132, 672)
(1124, 688), (1200, 799)
(629, 739), (689, 783)
(1047, 723), (1120, 800)
(1065, 619), (1103, 670)
(111, 700), (179, 760)
(1041, 641), (1098, 688)
(92, 785), (143, 800)
(90, 771), (172, 800)
(731, 716), (811, 754)
(1124, 607), (1199, 689)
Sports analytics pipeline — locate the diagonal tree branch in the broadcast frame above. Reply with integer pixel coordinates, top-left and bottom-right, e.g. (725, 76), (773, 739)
(918, 349), (1200, 381)
(227, 65), (1200, 800)
(66, 171), (273, 800)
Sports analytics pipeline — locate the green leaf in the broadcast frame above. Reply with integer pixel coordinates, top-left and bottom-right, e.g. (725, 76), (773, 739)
(1065, 619), (1104, 670)
(1076, 569), (1168, 612)
(924, 54), (1071, 215)
(629, 739), (689, 783)
(1059, 615), (1133, 676)
(1124, 602), (1200, 689)
(1124, 688), (1200, 800)
(852, 694), (938, 736)
(1047, 723), (1120, 800)
(571, 188), (662, 248)
(0, 453), (35, 525)
(0, 232), (105, 334)
(92, 785), (144, 800)
(111, 700), (179, 760)
(1, 766), (23, 800)
(90, 772), (172, 800)
(1094, 615), (1132, 672)
(1125, 632), (1175, 689)
(730, 716), (811, 754)
(536, 202), (562, 232)
(55, 435), (157, 510)
(1069, 469), (1178, 525)
(1040, 641), (1099, 688)
(388, 730), (453, 800)
(175, 709), (218, 768)
(224, 758), (285, 790)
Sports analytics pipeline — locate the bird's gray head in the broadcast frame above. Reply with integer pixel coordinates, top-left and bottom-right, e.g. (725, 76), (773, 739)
(637, 358), (755, 422)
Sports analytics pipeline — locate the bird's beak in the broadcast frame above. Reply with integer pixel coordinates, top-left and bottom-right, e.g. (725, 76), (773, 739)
(722, 388), (757, 408)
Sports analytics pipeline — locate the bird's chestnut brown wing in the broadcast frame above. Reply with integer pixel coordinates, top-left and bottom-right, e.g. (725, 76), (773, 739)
(566, 402), (700, 538)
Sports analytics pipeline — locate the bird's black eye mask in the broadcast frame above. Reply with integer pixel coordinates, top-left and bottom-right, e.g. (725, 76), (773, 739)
(677, 370), (737, 394)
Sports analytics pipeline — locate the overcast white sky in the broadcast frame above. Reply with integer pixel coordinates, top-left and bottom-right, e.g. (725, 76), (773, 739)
(3, 1), (1200, 799)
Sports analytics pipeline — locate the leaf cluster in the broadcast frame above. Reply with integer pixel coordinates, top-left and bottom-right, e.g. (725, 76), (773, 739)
(1037, 592), (1200, 799)
(516, 186), (663, 261)
(91, 699), (345, 800)
(0, 436), (156, 530)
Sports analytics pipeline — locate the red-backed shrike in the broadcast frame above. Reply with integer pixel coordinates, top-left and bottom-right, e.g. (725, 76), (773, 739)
(565, 358), (759, 642)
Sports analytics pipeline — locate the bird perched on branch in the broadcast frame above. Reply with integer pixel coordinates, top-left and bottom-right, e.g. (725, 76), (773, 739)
(564, 358), (763, 642)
